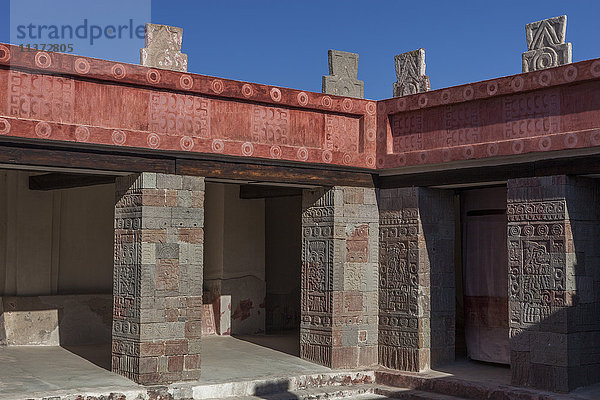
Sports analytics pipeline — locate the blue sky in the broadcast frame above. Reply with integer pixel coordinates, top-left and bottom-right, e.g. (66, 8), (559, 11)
(2, 1), (599, 100)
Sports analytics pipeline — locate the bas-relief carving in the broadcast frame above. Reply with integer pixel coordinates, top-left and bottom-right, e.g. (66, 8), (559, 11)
(251, 106), (290, 145)
(113, 190), (143, 351)
(325, 115), (360, 153)
(507, 200), (566, 330)
(322, 50), (364, 99)
(300, 188), (378, 368)
(112, 174), (205, 384)
(522, 15), (572, 72)
(149, 93), (210, 138)
(503, 90), (560, 139)
(145, 92), (361, 159)
(444, 103), (480, 146)
(301, 191), (335, 366)
(378, 210), (422, 371)
(140, 24), (188, 72)
(7, 71), (74, 122)
(390, 111), (423, 152)
(393, 49), (430, 97)
(388, 87), (562, 156)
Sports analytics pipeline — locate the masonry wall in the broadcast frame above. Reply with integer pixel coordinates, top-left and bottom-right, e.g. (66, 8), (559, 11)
(508, 176), (600, 392)
(378, 187), (455, 371)
(113, 173), (204, 384)
(301, 186), (379, 369)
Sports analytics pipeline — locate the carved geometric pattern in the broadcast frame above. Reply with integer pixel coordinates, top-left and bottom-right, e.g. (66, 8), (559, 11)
(7, 71), (74, 122)
(522, 16), (572, 72)
(390, 111), (423, 152)
(300, 187), (379, 369)
(444, 103), (480, 146)
(301, 190), (335, 366)
(140, 23), (188, 72)
(322, 50), (364, 99)
(251, 106), (290, 145)
(149, 93), (210, 138)
(393, 49), (431, 97)
(324, 115), (360, 153)
(507, 200), (566, 329)
(503, 91), (560, 139)
(113, 173), (204, 385)
(379, 209), (421, 371)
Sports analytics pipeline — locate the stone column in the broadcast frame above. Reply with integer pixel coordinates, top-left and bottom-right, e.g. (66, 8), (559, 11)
(300, 187), (378, 369)
(507, 176), (600, 392)
(113, 172), (204, 385)
(378, 187), (455, 371)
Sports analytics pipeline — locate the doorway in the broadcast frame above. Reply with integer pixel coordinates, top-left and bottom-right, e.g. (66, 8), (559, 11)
(458, 186), (509, 365)
(202, 182), (302, 357)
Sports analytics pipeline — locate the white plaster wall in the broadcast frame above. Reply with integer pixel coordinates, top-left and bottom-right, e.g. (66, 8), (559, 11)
(222, 185), (265, 281)
(223, 184), (265, 334)
(0, 171), (114, 296)
(203, 183), (266, 335)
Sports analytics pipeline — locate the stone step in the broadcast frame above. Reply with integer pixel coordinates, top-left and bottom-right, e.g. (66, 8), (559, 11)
(203, 383), (474, 400)
(374, 385), (468, 399)
(204, 384), (385, 399)
(375, 370), (586, 400)
(184, 370), (376, 399)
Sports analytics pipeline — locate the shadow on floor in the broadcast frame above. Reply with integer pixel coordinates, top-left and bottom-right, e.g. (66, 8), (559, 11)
(434, 357), (511, 385)
(233, 329), (300, 357)
(254, 380), (299, 399)
(62, 343), (112, 370)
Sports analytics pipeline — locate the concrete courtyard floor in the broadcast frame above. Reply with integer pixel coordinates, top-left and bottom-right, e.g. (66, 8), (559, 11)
(2, 336), (600, 399)
(0, 345), (140, 399)
(199, 334), (330, 384)
(0, 335), (331, 399)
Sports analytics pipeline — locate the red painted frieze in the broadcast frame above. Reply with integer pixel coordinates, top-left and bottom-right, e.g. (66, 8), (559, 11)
(0, 43), (377, 169)
(2, 42), (600, 171)
(377, 58), (600, 169)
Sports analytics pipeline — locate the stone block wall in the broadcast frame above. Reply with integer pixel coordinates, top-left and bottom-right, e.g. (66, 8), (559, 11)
(113, 173), (204, 385)
(508, 176), (600, 392)
(0, 294), (111, 346)
(301, 186), (378, 369)
(378, 187), (455, 371)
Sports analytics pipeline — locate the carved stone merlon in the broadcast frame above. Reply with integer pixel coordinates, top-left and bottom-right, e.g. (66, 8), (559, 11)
(393, 49), (430, 97)
(522, 15), (572, 73)
(322, 50), (364, 99)
(140, 23), (188, 72)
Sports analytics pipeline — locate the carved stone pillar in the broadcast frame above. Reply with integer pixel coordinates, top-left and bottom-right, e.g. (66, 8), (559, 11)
(507, 176), (600, 392)
(301, 186), (378, 368)
(113, 173), (204, 385)
(378, 187), (455, 371)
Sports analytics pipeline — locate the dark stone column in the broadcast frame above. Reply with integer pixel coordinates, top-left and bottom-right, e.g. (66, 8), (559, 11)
(300, 186), (378, 369)
(378, 187), (455, 371)
(508, 176), (600, 392)
(113, 173), (204, 385)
